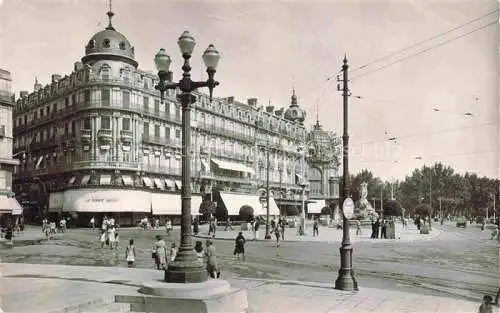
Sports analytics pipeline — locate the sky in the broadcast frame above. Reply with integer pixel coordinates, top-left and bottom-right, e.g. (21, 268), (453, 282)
(0, 0), (497, 181)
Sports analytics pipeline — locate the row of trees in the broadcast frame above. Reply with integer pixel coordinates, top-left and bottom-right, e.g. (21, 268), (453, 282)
(349, 163), (499, 218)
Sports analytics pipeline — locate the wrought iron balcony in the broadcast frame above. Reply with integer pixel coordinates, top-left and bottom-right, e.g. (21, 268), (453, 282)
(98, 129), (112, 141)
(80, 129), (92, 140)
(120, 130), (133, 142)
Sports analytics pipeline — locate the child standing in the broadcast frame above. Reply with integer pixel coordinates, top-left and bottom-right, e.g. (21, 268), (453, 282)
(125, 239), (136, 268)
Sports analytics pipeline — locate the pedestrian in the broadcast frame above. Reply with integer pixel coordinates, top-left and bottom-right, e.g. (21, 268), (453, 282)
(165, 218), (172, 235)
(211, 219), (217, 238)
(224, 217), (233, 231)
(234, 231), (246, 261)
(194, 240), (204, 262)
(99, 229), (107, 248)
(253, 218), (260, 241)
(374, 219), (381, 238)
(205, 240), (220, 278)
(193, 217), (199, 235)
(108, 226), (116, 249)
(169, 242), (178, 262)
(356, 219), (362, 236)
(274, 224), (281, 248)
(313, 218), (319, 237)
(481, 220), (486, 231)
(370, 220), (376, 238)
(125, 239), (136, 268)
(478, 295), (494, 313)
(381, 220), (387, 239)
(153, 235), (167, 270)
(279, 217), (286, 240)
(90, 216), (95, 231)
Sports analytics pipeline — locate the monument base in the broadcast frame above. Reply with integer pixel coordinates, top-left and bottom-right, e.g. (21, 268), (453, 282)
(116, 279), (248, 313)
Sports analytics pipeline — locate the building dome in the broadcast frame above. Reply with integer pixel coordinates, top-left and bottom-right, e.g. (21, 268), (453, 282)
(81, 11), (138, 68)
(284, 89), (306, 124)
(307, 120), (341, 167)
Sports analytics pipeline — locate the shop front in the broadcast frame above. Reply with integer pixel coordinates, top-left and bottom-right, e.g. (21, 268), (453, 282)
(151, 193), (202, 225)
(63, 188), (151, 226)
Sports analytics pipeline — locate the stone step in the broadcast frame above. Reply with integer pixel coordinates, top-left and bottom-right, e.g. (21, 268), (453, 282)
(80, 302), (130, 313)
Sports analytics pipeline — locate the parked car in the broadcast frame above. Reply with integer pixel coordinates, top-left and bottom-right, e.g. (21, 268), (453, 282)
(456, 217), (467, 228)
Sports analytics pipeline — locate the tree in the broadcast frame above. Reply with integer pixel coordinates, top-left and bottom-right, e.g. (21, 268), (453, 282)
(321, 206), (332, 216)
(414, 203), (433, 217)
(199, 200), (216, 219)
(239, 205), (254, 222)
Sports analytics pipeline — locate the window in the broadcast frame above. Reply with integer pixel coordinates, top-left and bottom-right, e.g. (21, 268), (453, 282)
(65, 97), (69, 107)
(144, 79), (149, 89)
(175, 106), (180, 120)
(88, 40), (96, 49)
(102, 68), (110, 81)
(122, 118), (130, 130)
(103, 39), (110, 48)
(83, 118), (91, 129)
(175, 129), (181, 139)
(143, 96), (149, 111)
(71, 121), (76, 134)
(101, 116), (111, 129)
(84, 90), (91, 103)
(101, 89), (110, 106)
(46, 106), (50, 116)
(119, 41), (126, 50)
(165, 102), (170, 116)
(154, 99), (160, 113)
(154, 125), (160, 137)
(72, 94), (76, 105)
(165, 127), (170, 139)
(64, 123), (69, 134)
(39, 108), (44, 117)
(122, 91), (130, 108)
(33, 111), (38, 120)
(143, 122), (149, 135)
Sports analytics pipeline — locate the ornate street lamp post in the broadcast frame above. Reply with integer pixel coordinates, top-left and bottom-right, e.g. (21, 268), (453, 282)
(154, 31), (220, 283)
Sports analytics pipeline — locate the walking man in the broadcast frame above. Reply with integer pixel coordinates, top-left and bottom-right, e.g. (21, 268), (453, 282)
(313, 218), (319, 237)
(356, 219), (362, 236)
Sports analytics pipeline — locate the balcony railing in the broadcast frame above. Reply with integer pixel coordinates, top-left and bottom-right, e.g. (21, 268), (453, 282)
(81, 129), (92, 139)
(142, 134), (181, 147)
(98, 129), (112, 139)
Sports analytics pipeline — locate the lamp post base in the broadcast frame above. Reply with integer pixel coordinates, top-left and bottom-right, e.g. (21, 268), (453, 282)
(165, 252), (208, 283)
(334, 245), (358, 291)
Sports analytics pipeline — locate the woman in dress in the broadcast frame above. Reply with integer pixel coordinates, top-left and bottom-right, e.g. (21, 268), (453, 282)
(205, 240), (219, 278)
(108, 226), (116, 250)
(153, 235), (167, 270)
(99, 229), (107, 249)
(125, 239), (136, 268)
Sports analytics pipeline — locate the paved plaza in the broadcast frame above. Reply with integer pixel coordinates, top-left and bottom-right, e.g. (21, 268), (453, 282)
(0, 262), (482, 313)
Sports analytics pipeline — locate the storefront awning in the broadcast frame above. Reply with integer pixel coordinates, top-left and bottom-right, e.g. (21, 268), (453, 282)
(10, 198), (23, 215)
(100, 175), (111, 185)
(211, 159), (255, 174)
(63, 189), (151, 213)
(268, 197), (280, 216)
(175, 180), (182, 189)
(122, 175), (134, 186)
(308, 200), (326, 214)
(154, 178), (165, 190)
(81, 175), (91, 185)
(142, 177), (153, 188)
(220, 192), (263, 216)
(151, 194), (203, 215)
(165, 179), (175, 189)
(49, 192), (63, 213)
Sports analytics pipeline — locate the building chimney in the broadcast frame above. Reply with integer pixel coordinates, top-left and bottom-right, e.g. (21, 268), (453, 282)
(51, 74), (62, 83)
(20, 91), (29, 98)
(74, 61), (83, 72)
(247, 98), (258, 106)
(227, 96), (234, 104)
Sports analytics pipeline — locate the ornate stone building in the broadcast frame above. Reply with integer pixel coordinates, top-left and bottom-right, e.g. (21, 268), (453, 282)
(12, 9), (310, 225)
(305, 119), (341, 216)
(0, 69), (22, 220)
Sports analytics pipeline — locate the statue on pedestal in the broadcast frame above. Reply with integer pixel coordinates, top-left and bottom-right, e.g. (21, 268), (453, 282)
(355, 182), (378, 219)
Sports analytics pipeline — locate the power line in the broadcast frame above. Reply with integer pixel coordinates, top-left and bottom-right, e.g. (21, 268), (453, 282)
(350, 21), (497, 81)
(350, 8), (499, 74)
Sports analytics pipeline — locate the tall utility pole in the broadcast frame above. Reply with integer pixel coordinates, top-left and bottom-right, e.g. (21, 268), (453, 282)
(265, 137), (271, 240)
(380, 187), (384, 221)
(334, 55), (358, 291)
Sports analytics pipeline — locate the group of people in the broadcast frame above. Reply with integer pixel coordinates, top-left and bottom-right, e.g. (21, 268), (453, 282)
(98, 216), (119, 249)
(370, 218), (395, 239)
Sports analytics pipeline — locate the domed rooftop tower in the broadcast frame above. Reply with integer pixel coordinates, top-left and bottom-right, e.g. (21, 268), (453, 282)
(81, 5), (138, 68)
(284, 88), (306, 125)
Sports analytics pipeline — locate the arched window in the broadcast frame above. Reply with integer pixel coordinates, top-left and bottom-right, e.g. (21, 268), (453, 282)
(88, 40), (96, 49)
(103, 39), (111, 48)
(119, 41), (126, 50)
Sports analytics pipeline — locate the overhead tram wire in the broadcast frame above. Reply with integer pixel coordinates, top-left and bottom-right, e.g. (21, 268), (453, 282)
(364, 148), (500, 164)
(351, 94), (477, 117)
(350, 21), (497, 81)
(350, 119), (498, 147)
(349, 8), (499, 74)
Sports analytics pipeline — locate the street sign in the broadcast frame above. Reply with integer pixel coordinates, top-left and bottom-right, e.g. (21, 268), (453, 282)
(342, 197), (355, 219)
